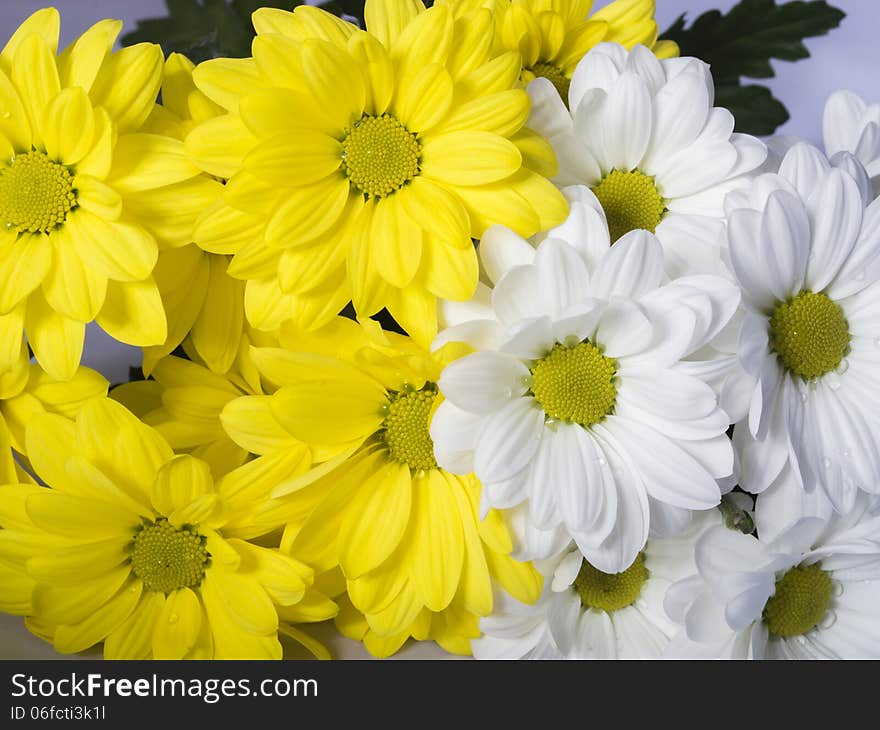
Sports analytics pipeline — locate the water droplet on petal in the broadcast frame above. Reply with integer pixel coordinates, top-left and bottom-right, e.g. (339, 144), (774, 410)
(823, 457), (832, 469)
(819, 610), (836, 630)
(597, 457), (606, 467)
(503, 387), (513, 398)
(832, 580), (844, 597)
(520, 375), (533, 388)
(168, 613), (179, 624)
(836, 358), (849, 375)
(874, 337), (880, 349)
(824, 372), (841, 391)
(0, 111), (10, 119)
(841, 448), (851, 459)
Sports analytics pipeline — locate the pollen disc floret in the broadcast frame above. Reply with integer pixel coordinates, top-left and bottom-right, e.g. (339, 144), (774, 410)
(130, 518), (210, 594)
(0, 151), (77, 234)
(591, 169), (665, 243)
(382, 385), (438, 471)
(768, 291), (850, 380)
(341, 114), (421, 198)
(530, 342), (617, 426)
(763, 563), (833, 639)
(573, 554), (649, 612)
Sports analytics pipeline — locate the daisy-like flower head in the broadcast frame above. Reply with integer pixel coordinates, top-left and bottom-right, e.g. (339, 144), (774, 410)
(473, 509), (721, 659)
(137, 53), (242, 376)
(665, 484), (880, 659)
(0, 9), (209, 380)
(186, 0), (567, 346)
(0, 397), (335, 658)
(526, 42), (766, 278)
(726, 143), (880, 512)
(438, 0), (676, 103)
(213, 316), (541, 656)
(823, 89), (880, 198)
(432, 186), (740, 573)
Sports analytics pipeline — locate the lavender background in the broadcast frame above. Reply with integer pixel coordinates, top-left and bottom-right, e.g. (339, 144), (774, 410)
(0, 0), (876, 659)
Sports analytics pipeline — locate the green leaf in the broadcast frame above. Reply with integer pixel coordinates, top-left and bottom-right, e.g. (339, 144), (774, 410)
(715, 83), (789, 136)
(121, 0), (304, 63)
(661, 0), (845, 85)
(660, 0), (845, 136)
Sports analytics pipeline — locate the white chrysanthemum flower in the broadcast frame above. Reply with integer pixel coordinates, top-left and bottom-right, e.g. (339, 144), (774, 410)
(724, 143), (880, 512)
(526, 42), (766, 278)
(431, 188), (740, 573)
(665, 487), (880, 659)
(824, 90), (880, 197)
(473, 509), (721, 659)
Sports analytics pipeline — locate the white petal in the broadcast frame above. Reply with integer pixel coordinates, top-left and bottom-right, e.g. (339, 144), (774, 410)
(438, 350), (530, 414)
(757, 189), (809, 300)
(823, 89), (866, 156)
(429, 401), (482, 475)
(478, 225), (536, 285)
(473, 396), (544, 483)
(526, 77), (572, 139)
(778, 142), (830, 201)
(595, 298), (653, 358)
(600, 71), (652, 171)
(588, 229), (664, 300)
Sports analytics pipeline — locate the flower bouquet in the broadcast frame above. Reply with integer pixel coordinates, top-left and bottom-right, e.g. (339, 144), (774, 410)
(2, 0), (879, 661)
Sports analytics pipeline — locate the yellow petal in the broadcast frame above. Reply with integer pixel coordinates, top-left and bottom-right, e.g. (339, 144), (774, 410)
(11, 34), (59, 135)
(500, 3), (542, 67)
(370, 195), (422, 288)
(421, 130), (522, 185)
(28, 537), (131, 584)
(445, 177), (540, 238)
(446, 9), (493, 80)
(96, 278), (167, 346)
(0, 8), (59, 75)
(652, 39), (680, 60)
(299, 39), (364, 131)
(57, 19), (121, 92)
(394, 62), (452, 132)
(408, 469), (464, 611)
(217, 447), (312, 518)
(32, 565), (131, 625)
(340, 461), (412, 578)
(456, 51), (520, 103)
(185, 113), (257, 180)
(190, 254), (244, 373)
(0, 233), (51, 313)
(193, 202), (263, 256)
(283, 6), (356, 44)
(220, 395), (299, 455)
(363, 579), (422, 638)
(418, 235), (478, 300)
(75, 174), (122, 221)
(447, 473), (492, 615)
(192, 57), (264, 112)
(278, 624), (332, 660)
(62, 455), (154, 517)
(89, 43), (163, 134)
(363, 627), (410, 657)
(486, 548), (543, 605)
(0, 72), (32, 151)
(203, 570), (278, 635)
(27, 364), (108, 417)
(390, 4), (453, 80)
(107, 133), (200, 193)
(69, 210), (158, 282)
(384, 282), (438, 349)
(151, 587), (202, 659)
(25, 291), (84, 381)
(556, 19), (608, 69)
(398, 176), (471, 247)
(433, 89), (529, 138)
(42, 226), (107, 322)
(277, 235), (349, 295)
(76, 107), (115, 179)
(160, 53), (222, 123)
(238, 85), (336, 140)
(347, 202), (391, 317)
(40, 87), (95, 165)
(365, 0), (426, 47)
(23, 411), (76, 489)
(53, 578), (142, 654)
(347, 32), (393, 116)
(348, 559), (408, 614)
(231, 540), (311, 605)
(104, 590), (164, 659)
(26, 492), (139, 538)
(244, 131), (342, 187)
(227, 238), (280, 279)
(264, 174), (350, 246)
(150, 454), (214, 517)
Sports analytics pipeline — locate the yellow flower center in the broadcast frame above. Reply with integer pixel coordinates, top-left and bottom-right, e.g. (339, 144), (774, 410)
(381, 385), (438, 471)
(529, 62), (571, 105)
(572, 553), (649, 612)
(591, 169), (666, 243)
(0, 150), (77, 234)
(530, 342), (617, 427)
(768, 291), (850, 380)
(763, 563), (832, 638)
(341, 114), (421, 198)
(130, 519), (210, 594)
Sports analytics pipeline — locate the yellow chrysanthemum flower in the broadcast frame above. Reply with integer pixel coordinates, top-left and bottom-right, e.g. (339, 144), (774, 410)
(138, 54), (244, 376)
(186, 0), (567, 346)
(213, 317), (541, 656)
(439, 0), (677, 101)
(0, 397), (336, 658)
(0, 9), (211, 380)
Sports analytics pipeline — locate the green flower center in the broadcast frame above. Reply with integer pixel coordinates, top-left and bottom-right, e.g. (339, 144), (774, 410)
(341, 114), (421, 198)
(591, 169), (666, 243)
(768, 291), (850, 380)
(763, 563), (833, 638)
(382, 385), (438, 472)
(0, 150), (77, 234)
(529, 62), (571, 105)
(530, 342), (617, 427)
(130, 519), (210, 594)
(572, 554), (649, 612)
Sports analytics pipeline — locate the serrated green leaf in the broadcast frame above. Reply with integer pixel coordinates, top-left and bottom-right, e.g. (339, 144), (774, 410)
(661, 0), (845, 86)
(715, 83), (790, 136)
